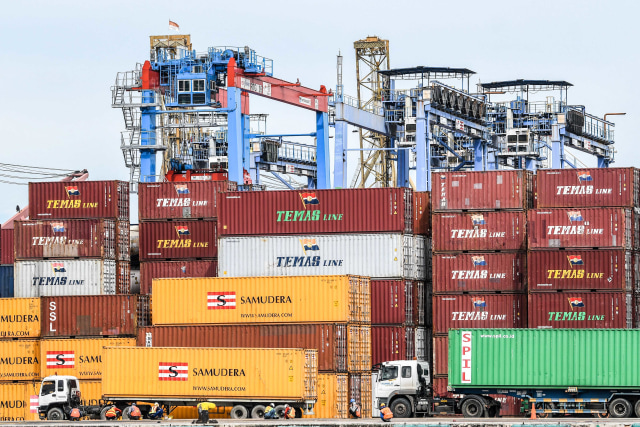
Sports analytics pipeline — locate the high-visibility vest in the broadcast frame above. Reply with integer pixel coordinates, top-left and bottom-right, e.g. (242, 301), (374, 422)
(106, 407), (117, 418)
(131, 406), (141, 417)
(70, 408), (80, 418)
(381, 407), (393, 420)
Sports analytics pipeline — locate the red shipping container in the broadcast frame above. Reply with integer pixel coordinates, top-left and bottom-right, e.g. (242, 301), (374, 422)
(433, 170), (532, 211)
(433, 252), (525, 293)
(371, 280), (413, 325)
(0, 228), (14, 265)
(432, 376), (450, 397)
(138, 181), (237, 221)
(528, 208), (636, 250)
(412, 281), (426, 326)
(528, 250), (633, 292)
(29, 181), (129, 220)
(218, 188), (413, 236)
(413, 191), (431, 236)
(139, 220), (217, 261)
(139, 260), (218, 294)
(116, 262), (130, 294)
(371, 325), (414, 366)
(537, 168), (639, 208)
(433, 335), (448, 376)
(433, 294), (526, 334)
(14, 219), (129, 261)
(432, 211), (526, 252)
(431, 377), (523, 416)
(41, 295), (138, 337)
(528, 292), (633, 329)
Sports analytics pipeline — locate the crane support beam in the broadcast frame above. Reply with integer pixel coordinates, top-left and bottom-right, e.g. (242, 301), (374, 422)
(333, 102), (389, 135)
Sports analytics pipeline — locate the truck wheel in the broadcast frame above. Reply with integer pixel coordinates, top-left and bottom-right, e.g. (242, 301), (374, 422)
(635, 400), (640, 418)
(294, 407), (303, 418)
(390, 397), (413, 418)
(122, 406), (132, 420)
(274, 405), (286, 418)
(230, 405), (248, 419)
(250, 405), (265, 419)
(461, 398), (484, 418)
(47, 407), (64, 421)
(609, 398), (632, 418)
(99, 407), (109, 420)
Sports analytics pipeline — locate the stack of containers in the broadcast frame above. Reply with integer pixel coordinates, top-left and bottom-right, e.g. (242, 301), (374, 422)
(140, 275), (371, 419)
(529, 168), (639, 329)
(431, 170), (531, 416)
(0, 208), (29, 297)
(137, 181), (236, 295)
(413, 192), (432, 363)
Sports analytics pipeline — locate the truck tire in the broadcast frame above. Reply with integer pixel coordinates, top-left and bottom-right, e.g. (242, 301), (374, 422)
(274, 405), (286, 418)
(635, 400), (640, 418)
(47, 407), (64, 421)
(609, 398), (632, 418)
(230, 405), (248, 419)
(122, 406), (131, 420)
(390, 397), (413, 418)
(99, 407), (109, 420)
(294, 407), (303, 418)
(461, 398), (484, 418)
(250, 405), (265, 419)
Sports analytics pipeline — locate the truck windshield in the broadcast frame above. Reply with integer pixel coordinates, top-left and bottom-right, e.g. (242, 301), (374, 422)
(380, 365), (398, 381)
(41, 381), (55, 396)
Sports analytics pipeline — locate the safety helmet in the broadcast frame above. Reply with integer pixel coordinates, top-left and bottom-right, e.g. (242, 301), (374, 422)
(380, 403), (386, 408)
(270, 403), (275, 407)
(285, 404), (290, 408)
(154, 402), (159, 406)
(350, 399), (355, 403)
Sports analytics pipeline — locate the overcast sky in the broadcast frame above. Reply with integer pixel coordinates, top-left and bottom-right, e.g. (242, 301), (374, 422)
(1, 0), (638, 223)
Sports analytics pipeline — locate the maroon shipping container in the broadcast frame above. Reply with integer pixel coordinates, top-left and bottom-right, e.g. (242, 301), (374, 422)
(433, 170), (532, 211)
(528, 292), (633, 329)
(116, 262), (130, 294)
(412, 281), (426, 326)
(14, 219), (129, 261)
(537, 168), (639, 208)
(41, 295), (138, 337)
(413, 191), (431, 236)
(0, 228), (14, 265)
(371, 325), (415, 366)
(371, 280), (413, 325)
(528, 250), (634, 292)
(528, 208), (636, 250)
(138, 324), (353, 372)
(139, 220), (217, 261)
(432, 211), (526, 252)
(433, 335), (448, 376)
(138, 181), (237, 221)
(139, 260), (218, 294)
(433, 252), (525, 293)
(218, 188), (413, 236)
(431, 377), (523, 415)
(29, 181), (129, 220)
(433, 294), (526, 334)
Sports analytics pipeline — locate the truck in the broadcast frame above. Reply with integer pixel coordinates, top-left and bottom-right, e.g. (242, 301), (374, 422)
(374, 329), (640, 418)
(37, 347), (318, 420)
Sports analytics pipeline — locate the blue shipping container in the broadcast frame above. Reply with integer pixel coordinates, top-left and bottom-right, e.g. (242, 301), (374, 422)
(0, 265), (14, 297)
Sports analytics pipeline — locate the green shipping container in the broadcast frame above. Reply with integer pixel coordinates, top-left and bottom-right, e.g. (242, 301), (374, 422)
(448, 329), (640, 389)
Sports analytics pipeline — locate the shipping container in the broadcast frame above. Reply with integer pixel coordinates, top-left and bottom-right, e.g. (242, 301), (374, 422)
(371, 280), (413, 325)
(137, 323), (369, 373)
(29, 181), (129, 220)
(218, 234), (426, 280)
(432, 294), (526, 334)
(115, 262), (130, 294)
(0, 298), (40, 338)
(432, 211), (526, 252)
(413, 192), (431, 236)
(139, 220), (217, 261)
(40, 295), (138, 338)
(0, 382), (40, 421)
(136, 295), (151, 328)
(39, 337), (135, 380)
(448, 329), (640, 389)
(433, 335), (448, 376)
(412, 282), (426, 326)
(102, 347), (318, 401)
(537, 168), (639, 208)
(0, 228), (14, 265)
(77, 380), (105, 407)
(527, 292), (633, 329)
(415, 327), (427, 362)
(528, 250), (633, 292)
(431, 377), (522, 416)
(0, 265), (14, 298)
(302, 373), (348, 419)
(433, 170), (533, 211)
(218, 188), (413, 236)
(433, 253), (525, 293)
(14, 259), (116, 297)
(0, 340), (40, 381)
(371, 326), (415, 366)
(152, 276), (370, 325)
(139, 181), (237, 221)
(140, 260), (218, 295)
(348, 373), (372, 419)
(528, 208), (636, 250)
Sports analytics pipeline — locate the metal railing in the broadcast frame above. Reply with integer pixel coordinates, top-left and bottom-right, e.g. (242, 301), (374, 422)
(277, 141), (316, 164)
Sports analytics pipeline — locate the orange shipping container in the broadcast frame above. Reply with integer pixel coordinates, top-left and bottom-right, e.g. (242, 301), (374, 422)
(303, 373), (348, 419)
(0, 382), (40, 421)
(152, 276), (370, 325)
(0, 298), (41, 339)
(102, 347), (318, 403)
(39, 338), (135, 380)
(0, 341), (40, 381)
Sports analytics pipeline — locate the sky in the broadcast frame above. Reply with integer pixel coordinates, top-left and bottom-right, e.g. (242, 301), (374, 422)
(1, 0), (638, 223)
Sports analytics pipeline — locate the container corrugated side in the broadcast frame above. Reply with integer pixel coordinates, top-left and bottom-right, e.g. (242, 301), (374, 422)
(140, 260), (218, 295)
(152, 276), (370, 325)
(371, 326), (415, 366)
(433, 335), (448, 376)
(0, 298), (40, 338)
(433, 294), (526, 334)
(14, 259), (116, 297)
(0, 265), (14, 298)
(413, 191), (431, 236)
(29, 181), (129, 220)
(40, 295), (138, 338)
(39, 337), (135, 379)
(78, 380), (106, 407)
(302, 373), (348, 419)
(219, 188), (413, 236)
(413, 282), (426, 326)
(0, 382), (40, 421)
(370, 280), (413, 325)
(448, 329), (640, 389)
(433, 252), (525, 293)
(0, 228), (14, 265)
(0, 340), (40, 381)
(102, 347), (318, 401)
(139, 220), (218, 261)
(218, 234), (426, 280)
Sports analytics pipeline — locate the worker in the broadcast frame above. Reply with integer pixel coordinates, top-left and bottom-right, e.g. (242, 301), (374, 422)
(349, 398), (361, 418)
(104, 405), (119, 420)
(264, 403), (277, 419)
(129, 403), (142, 421)
(380, 403), (393, 422)
(282, 404), (294, 419)
(197, 401), (217, 424)
(149, 402), (164, 420)
(69, 407), (82, 421)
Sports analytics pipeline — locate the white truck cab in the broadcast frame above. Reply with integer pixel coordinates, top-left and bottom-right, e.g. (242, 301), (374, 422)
(38, 375), (81, 420)
(374, 360), (430, 417)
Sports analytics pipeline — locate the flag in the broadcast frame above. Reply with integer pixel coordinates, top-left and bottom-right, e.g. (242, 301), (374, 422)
(207, 292), (236, 309)
(300, 238), (320, 251)
(472, 298), (486, 309)
(168, 20), (180, 33)
(30, 396), (39, 413)
(174, 184), (189, 195)
(51, 222), (65, 233)
(46, 351), (74, 368)
(175, 226), (190, 236)
(567, 255), (584, 266)
(471, 256), (486, 266)
(65, 186), (80, 196)
(300, 192), (319, 206)
(577, 171), (592, 182)
(568, 297), (585, 308)
(471, 214), (486, 225)
(51, 263), (66, 273)
(158, 362), (188, 381)
(567, 211), (584, 222)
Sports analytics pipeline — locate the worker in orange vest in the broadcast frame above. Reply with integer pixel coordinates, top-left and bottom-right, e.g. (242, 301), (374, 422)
(129, 403), (142, 420)
(379, 403), (393, 422)
(104, 406), (119, 420)
(69, 407), (82, 421)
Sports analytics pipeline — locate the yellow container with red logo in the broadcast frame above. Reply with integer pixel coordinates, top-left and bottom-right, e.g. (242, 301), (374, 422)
(0, 382), (41, 421)
(0, 340), (40, 381)
(0, 298), (41, 339)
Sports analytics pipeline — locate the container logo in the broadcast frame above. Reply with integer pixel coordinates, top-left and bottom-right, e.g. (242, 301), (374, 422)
(65, 186), (80, 197)
(470, 214), (485, 225)
(472, 297), (486, 310)
(175, 226), (190, 236)
(181, 265), (187, 273)
(461, 331), (472, 383)
(51, 222), (65, 233)
(46, 351), (74, 368)
(567, 210), (584, 222)
(577, 171), (593, 182)
(158, 362), (188, 381)
(174, 184), (190, 194)
(299, 192), (319, 207)
(51, 262), (66, 273)
(30, 396), (38, 413)
(567, 255), (584, 266)
(471, 256), (486, 266)
(568, 297), (585, 309)
(207, 292), (236, 309)
(300, 238), (320, 253)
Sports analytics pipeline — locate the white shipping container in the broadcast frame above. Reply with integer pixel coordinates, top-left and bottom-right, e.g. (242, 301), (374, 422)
(219, 234), (426, 280)
(15, 259), (116, 297)
(415, 327), (426, 361)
